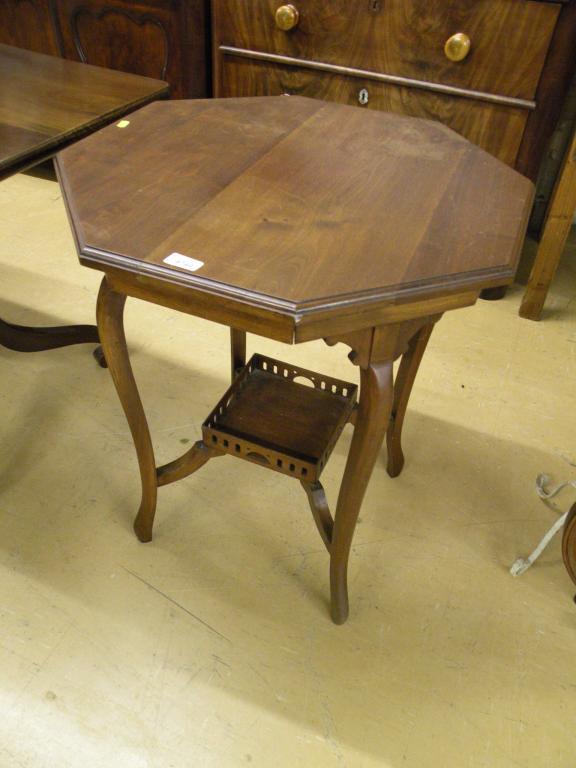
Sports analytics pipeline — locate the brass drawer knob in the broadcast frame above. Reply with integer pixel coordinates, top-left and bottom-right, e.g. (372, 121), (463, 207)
(444, 32), (471, 62)
(275, 4), (300, 31)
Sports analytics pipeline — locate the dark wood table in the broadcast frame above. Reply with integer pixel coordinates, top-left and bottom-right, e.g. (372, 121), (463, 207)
(0, 43), (168, 355)
(57, 96), (534, 624)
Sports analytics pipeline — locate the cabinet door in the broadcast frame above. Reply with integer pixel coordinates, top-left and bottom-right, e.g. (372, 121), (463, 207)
(0, 0), (60, 55)
(53, 0), (208, 98)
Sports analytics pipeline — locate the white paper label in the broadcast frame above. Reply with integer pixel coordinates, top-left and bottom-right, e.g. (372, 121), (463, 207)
(163, 253), (204, 272)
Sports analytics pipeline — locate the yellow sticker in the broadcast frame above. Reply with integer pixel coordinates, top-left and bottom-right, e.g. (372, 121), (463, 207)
(116, 120), (130, 128)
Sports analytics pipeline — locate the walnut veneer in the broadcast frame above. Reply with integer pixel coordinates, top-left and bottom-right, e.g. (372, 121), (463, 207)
(212, 0), (576, 182)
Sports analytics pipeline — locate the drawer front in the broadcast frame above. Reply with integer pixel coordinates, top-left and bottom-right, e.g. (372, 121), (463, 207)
(220, 57), (528, 166)
(0, 0), (60, 57)
(215, 0), (559, 101)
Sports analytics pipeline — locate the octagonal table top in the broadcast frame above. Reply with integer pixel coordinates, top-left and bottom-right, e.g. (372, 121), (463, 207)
(57, 96), (534, 341)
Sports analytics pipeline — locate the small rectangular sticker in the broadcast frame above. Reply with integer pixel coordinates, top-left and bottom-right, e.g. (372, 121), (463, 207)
(163, 252), (204, 272)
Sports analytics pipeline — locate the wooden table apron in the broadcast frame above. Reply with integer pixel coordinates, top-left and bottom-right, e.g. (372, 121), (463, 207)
(95, 267), (478, 624)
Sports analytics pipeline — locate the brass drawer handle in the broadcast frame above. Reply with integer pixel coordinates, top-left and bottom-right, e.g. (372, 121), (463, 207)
(444, 32), (471, 62)
(275, 4), (300, 31)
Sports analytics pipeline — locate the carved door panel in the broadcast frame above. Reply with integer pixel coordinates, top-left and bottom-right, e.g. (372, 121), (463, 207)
(0, 0), (60, 55)
(53, 0), (188, 97)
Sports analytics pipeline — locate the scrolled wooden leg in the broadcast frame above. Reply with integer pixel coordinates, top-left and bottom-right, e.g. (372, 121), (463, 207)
(330, 360), (394, 624)
(301, 480), (333, 552)
(96, 277), (158, 543)
(157, 440), (221, 487)
(0, 316), (99, 352)
(386, 322), (435, 478)
(230, 328), (246, 381)
(562, 502), (576, 589)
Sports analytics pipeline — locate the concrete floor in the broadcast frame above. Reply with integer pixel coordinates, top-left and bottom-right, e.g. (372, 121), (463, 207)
(1, 171), (575, 767)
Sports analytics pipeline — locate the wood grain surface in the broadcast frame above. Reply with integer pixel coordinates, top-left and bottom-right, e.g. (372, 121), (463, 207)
(0, 0), (60, 56)
(0, 0), (210, 100)
(520, 126), (576, 320)
(516, 0), (576, 181)
(71, 94), (535, 623)
(0, 43), (168, 179)
(213, 1), (576, 186)
(58, 96), (534, 342)
(53, 0), (209, 99)
(219, 57), (529, 166)
(215, 0), (559, 101)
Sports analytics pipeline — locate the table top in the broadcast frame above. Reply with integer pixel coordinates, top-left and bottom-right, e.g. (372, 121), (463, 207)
(0, 44), (169, 180)
(57, 96), (534, 342)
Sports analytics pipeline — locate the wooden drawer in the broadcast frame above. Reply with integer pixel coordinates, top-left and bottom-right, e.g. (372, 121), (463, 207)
(220, 56), (529, 166)
(215, 0), (559, 101)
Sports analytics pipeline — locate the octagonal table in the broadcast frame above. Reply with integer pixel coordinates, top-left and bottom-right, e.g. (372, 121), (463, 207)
(57, 97), (534, 624)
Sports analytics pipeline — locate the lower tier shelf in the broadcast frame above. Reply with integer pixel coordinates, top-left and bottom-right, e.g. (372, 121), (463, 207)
(202, 354), (357, 481)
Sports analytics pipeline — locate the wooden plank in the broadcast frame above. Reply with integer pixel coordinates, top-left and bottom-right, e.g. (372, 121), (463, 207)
(519, 127), (576, 320)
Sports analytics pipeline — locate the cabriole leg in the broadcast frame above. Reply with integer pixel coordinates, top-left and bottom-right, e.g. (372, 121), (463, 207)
(562, 503), (576, 589)
(96, 277), (158, 543)
(386, 322), (435, 478)
(330, 360), (394, 624)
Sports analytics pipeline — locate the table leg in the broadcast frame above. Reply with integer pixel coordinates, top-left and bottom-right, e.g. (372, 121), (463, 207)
(301, 480), (333, 552)
(480, 286), (507, 301)
(562, 502), (576, 588)
(520, 127), (576, 321)
(230, 328), (246, 381)
(96, 277), (158, 542)
(386, 322), (435, 478)
(0, 316), (99, 352)
(330, 359), (394, 624)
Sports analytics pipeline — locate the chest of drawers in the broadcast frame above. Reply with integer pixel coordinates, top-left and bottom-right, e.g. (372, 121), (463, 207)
(212, 0), (576, 180)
